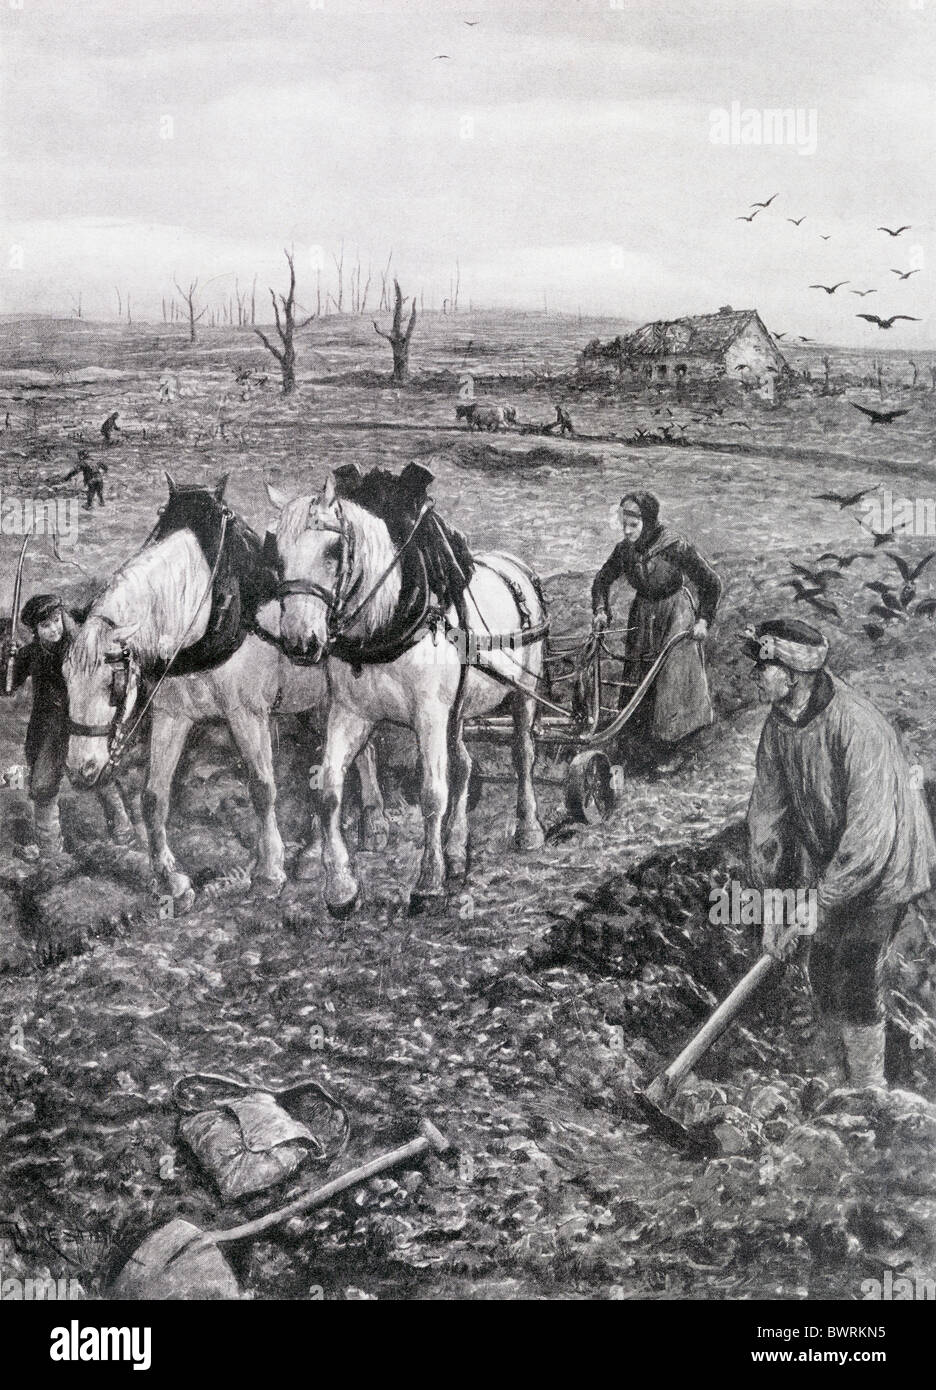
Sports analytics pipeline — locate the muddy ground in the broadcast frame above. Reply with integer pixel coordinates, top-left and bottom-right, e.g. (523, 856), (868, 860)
(1, 314), (935, 1300)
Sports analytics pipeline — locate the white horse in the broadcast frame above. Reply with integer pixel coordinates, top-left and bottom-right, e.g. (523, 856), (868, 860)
(268, 472), (547, 916)
(63, 476), (387, 912)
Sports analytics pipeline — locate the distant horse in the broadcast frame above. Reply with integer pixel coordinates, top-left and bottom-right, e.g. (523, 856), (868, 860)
(458, 403), (511, 432)
(269, 472), (547, 916)
(63, 475), (387, 912)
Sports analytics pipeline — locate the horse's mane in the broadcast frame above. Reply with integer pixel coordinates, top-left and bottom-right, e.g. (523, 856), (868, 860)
(70, 486), (275, 674)
(277, 493), (400, 638)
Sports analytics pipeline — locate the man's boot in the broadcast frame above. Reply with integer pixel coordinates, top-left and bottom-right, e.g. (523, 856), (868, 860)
(33, 800), (65, 858)
(841, 1020), (887, 1089)
(97, 782), (135, 846)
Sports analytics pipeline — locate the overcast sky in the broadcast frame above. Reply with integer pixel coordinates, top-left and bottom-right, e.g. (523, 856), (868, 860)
(1, 0), (933, 344)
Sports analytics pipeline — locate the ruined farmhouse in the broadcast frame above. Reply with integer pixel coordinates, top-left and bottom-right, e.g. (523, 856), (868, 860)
(584, 307), (789, 386)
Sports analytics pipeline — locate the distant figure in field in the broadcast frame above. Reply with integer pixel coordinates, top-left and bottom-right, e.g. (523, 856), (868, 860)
(101, 411), (120, 445)
(4, 411), (10, 430)
(64, 449), (107, 509)
(555, 404), (574, 436)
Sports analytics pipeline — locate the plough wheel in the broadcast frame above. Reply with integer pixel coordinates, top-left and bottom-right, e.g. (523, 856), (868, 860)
(565, 749), (617, 824)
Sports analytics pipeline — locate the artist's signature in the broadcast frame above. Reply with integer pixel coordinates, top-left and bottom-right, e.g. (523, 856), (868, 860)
(0, 1219), (111, 1267)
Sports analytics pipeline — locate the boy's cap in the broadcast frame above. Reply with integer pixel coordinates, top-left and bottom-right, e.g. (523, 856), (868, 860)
(21, 593), (63, 629)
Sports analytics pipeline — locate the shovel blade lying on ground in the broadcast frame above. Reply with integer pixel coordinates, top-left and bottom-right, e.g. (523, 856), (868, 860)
(112, 1219), (241, 1301)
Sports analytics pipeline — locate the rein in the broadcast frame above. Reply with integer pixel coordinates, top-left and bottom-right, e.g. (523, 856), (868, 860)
(277, 498), (433, 655)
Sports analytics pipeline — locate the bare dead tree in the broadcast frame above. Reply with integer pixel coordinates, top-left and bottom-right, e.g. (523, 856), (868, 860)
(250, 274), (257, 326)
(930, 365), (936, 393)
(360, 261), (372, 316)
(332, 241), (345, 313)
(126, 293), (132, 326)
(374, 278), (417, 385)
(71, 292), (83, 319)
(114, 287), (122, 320)
(909, 358), (919, 388)
(316, 268), (322, 317)
(253, 248), (315, 395)
(161, 296), (168, 324)
(821, 354), (831, 392)
(453, 259), (460, 313)
(175, 277), (208, 344)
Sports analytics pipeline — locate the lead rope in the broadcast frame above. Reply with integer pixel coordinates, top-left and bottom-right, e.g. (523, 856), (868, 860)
(108, 510), (230, 768)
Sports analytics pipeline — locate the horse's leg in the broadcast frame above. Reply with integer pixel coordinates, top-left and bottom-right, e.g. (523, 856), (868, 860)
(142, 708), (195, 912)
(443, 716), (471, 885)
(512, 690), (545, 851)
(223, 705), (286, 892)
(321, 706), (373, 917)
(410, 704), (449, 913)
(356, 740), (389, 851)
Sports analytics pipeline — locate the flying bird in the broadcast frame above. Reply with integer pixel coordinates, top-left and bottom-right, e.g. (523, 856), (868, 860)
(798, 336), (815, 343)
(891, 268), (921, 280)
(886, 552), (936, 584)
(750, 193), (778, 209)
(736, 210), (761, 223)
(817, 551), (872, 569)
(463, 18), (480, 24)
(786, 217), (806, 226)
(810, 282), (849, 294)
(782, 578), (823, 603)
(878, 225), (910, 237)
(867, 602), (907, 624)
(864, 582), (904, 613)
(789, 562), (841, 590)
(813, 485), (879, 509)
(819, 235), (832, 241)
(434, 53), (452, 59)
(885, 551), (935, 607)
(850, 289), (877, 297)
(773, 331), (789, 339)
(850, 402), (910, 424)
(855, 314), (921, 330)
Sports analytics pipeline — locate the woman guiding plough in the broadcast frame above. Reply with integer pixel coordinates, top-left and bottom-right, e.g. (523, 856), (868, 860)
(591, 491), (722, 775)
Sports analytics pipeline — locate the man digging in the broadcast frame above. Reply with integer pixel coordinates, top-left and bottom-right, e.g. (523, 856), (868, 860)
(63, 447), (108, 510)
(0, 593), (135, 860)
(744, 617), (936, 1090)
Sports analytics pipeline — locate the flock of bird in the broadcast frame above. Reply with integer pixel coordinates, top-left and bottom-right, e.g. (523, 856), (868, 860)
(735, 194), (922, 335)
(780, 485), (936, 640)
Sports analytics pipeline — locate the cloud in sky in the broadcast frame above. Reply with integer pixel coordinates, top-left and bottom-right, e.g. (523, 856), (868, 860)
(1, 0), (933, 344)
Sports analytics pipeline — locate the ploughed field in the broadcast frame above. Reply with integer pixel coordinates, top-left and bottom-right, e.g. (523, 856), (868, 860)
(1, 314), (935, 1301)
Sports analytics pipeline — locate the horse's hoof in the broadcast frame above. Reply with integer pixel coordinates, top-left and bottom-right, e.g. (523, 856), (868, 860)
(514, 823), (546, 852)
(253, 872), (287, 899)
(359, 810), (390, 853)
(408, 890), (446, 917)
(325, 886), (360, 920)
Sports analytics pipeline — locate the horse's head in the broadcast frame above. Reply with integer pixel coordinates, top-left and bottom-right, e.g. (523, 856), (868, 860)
(63, 616), (141, 786)
(267, 473), (348, 665)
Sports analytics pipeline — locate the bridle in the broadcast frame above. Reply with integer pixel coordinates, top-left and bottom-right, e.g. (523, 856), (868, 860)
(276, 496), (432, 659)
(67, 617), (141, 755)
(275, 498), (360, 656)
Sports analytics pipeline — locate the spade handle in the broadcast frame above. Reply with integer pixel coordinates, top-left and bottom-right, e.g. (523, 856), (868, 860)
(206, 1131), (440, 1247)
(650, 953), (777, 1099)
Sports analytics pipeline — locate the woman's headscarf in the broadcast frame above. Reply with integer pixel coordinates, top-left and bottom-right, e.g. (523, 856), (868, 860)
(619, 491), (662, 549)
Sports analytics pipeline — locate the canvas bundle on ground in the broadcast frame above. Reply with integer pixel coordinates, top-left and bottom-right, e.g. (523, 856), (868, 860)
(173, 1073), (350, 1202)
